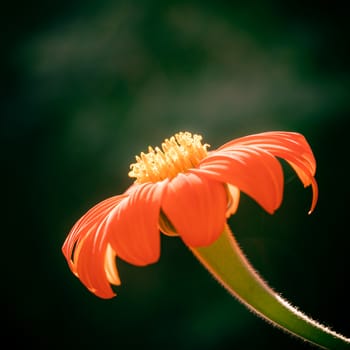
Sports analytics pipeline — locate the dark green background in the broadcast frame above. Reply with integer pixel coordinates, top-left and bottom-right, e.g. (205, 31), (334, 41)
(3, 1), (349, 349)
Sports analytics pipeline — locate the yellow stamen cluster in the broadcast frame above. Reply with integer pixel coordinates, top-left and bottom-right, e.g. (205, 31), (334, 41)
(129, 132), (209, 183)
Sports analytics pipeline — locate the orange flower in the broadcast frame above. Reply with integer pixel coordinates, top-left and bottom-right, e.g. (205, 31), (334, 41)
(62, 131), (318, 299)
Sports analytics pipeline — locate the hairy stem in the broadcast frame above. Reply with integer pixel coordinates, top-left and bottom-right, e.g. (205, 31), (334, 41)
(190, 225), (350, 349)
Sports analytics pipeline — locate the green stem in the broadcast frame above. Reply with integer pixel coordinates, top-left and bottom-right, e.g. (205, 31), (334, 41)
(190, 225), (350, 349)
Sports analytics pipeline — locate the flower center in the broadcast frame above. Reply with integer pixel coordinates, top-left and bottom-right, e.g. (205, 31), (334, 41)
(128, 132), (209, 183)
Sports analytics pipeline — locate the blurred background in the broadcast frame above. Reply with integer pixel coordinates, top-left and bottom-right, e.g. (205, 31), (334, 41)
(2, 1), (349, 349)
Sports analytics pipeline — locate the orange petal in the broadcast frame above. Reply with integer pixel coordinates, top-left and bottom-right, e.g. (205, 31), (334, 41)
(219, 131), (318, 212)
(62, 195), (126, 271)
(289, 163), (318, 214)
(195, 146), (284, 214)
(107, 181), (167, 266)
(62, 194), (127, 298)
(161, 173), (227, 247)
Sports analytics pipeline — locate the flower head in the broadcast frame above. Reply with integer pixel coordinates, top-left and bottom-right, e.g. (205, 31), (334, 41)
(62, 131), (318, 299)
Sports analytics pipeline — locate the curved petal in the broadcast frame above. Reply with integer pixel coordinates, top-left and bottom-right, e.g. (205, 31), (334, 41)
(104, 244), (121, 286)
(62, 195), (126, 267)
(61, 194), (127, 298)
(289, 163), (318, 214)
(226, 184), (240, 217)
(218, 131), (318, 212)
(194, 146), (284, 214)
(73, 217), (115, 298)
(161, 173), (227, 247)
(159, 210), (179, 236)
(107, 181), (167, 266)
